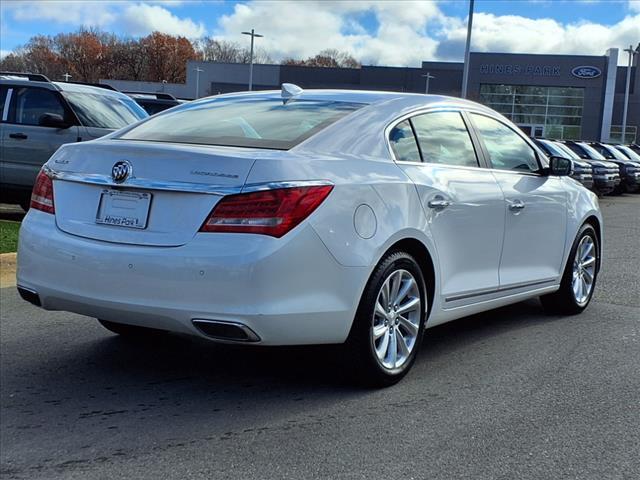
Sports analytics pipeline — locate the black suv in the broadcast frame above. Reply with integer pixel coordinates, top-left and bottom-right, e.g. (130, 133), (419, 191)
(588, 142), (640, 193)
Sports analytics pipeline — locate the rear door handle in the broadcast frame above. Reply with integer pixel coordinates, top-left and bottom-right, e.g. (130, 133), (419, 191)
(428, 196), (451, 209)
(508, 200), (525, 212)
(9, 133), (28, 140)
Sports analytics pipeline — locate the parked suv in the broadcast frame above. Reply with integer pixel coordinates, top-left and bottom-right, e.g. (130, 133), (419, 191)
(588, 142), (640, 193)
(123, 91), (183, 115)
(533, 139), (594, 190)
(560, 141), (620, 195)
(0, 72), (148, 210)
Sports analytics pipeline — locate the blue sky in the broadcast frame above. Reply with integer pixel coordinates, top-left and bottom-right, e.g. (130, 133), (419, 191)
(1, 1), (639, 66)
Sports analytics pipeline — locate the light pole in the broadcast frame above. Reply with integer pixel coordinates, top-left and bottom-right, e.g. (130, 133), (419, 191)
(621, 43), (639, 143)
(242, 29), (264, 91)
(421, 72), (435, 94)
(461, 0), (474, 99)
(62, 73), (72, 82)
(194, 66), (203, 99)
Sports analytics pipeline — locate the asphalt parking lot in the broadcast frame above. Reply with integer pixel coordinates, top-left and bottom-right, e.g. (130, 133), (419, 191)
(1, 195), (639, 480)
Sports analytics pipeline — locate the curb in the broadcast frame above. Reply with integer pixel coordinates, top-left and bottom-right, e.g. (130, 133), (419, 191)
(1, 252), (17, 288)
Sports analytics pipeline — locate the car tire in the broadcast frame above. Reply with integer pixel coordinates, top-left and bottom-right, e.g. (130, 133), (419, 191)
(540, 224), (599, 315)
(345, 251), (427, 387)
(98, 319), (164, 337)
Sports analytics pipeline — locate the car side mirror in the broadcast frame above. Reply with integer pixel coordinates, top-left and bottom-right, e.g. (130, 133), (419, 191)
(39, 113), (71, 129)
(548, 156), (572, 176)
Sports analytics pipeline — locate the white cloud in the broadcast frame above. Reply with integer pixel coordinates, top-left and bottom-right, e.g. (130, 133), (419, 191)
(4, 0), (116, 27)
(435, 12), (640, 65)
(120, 3), (206, 37)
(214, 1), (640, 66)
(1, 0), (638, 65)
(215, 0), (443, 66)
(1, 1), (205, 37)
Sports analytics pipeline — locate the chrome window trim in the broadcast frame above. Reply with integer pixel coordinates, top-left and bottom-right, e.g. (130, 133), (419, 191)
(2, 88), (12, 121)
(384, 105), (491, 170)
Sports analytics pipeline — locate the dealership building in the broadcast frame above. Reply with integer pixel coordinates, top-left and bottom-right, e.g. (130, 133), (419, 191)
(104, 48), (638, 143)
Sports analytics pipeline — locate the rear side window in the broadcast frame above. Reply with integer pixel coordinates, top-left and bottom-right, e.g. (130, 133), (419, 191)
(411, 111), (479, 167)
(118, 97), (363, 150)
(389, 120), (421, 162)
(470, 113), (539, 172)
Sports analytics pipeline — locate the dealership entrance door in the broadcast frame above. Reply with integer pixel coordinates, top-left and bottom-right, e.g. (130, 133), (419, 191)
(518, 124), (544, 138)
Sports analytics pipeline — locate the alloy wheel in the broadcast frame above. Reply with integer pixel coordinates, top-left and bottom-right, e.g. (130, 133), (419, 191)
(572, 235), (596, 306)
(371, 269), (421, 370)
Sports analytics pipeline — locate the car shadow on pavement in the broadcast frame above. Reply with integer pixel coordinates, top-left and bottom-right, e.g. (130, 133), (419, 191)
(52, 297), (560, 394)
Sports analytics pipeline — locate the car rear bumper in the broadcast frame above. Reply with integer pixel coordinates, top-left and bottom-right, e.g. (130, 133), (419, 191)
(17, 210), (369, 345)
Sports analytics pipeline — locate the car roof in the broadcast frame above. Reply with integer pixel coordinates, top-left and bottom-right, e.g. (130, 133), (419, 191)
(211, 88), (484, 108)
(0, 77), (129, 98)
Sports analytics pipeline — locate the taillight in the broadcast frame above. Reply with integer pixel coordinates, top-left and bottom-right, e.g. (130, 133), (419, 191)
(31, 170), (55, 214)
(200, 185), (333, 238)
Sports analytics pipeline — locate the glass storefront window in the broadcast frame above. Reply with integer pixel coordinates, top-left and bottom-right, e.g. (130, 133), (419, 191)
(479, 84), (584, 139)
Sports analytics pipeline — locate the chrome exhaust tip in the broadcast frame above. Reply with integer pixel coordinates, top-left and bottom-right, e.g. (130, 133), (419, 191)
(17, 286), (41, 307)
(192, 319), (260, 342)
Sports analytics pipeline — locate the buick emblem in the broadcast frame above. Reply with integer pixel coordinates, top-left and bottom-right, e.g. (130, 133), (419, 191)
(112, 161), (132, 183)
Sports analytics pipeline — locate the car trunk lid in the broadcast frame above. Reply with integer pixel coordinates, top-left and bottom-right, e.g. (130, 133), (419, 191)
(50, 140), (257, 247)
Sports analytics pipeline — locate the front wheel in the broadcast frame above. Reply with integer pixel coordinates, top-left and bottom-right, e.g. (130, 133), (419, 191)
(345, 251), (427, 387)
(541, 224), (599, 315)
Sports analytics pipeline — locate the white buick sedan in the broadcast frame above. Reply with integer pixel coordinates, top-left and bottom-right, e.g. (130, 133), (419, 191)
(17, 86), (602, 386)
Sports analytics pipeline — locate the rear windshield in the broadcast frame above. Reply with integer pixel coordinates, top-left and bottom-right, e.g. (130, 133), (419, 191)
(116, 97), (363, 150)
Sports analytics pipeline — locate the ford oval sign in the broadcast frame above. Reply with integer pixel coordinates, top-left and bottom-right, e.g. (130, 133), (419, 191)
(571, 66), (602, 79)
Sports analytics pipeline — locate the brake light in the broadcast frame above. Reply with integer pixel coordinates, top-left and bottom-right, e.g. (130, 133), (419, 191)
(200, 185), (333, 238)
(31, 170), (55, 214)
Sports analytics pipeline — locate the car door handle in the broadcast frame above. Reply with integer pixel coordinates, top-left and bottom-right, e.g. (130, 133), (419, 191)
(428, 197), (451, 209)
(508, 200), (525, 212)
(9, 133), (28, 140)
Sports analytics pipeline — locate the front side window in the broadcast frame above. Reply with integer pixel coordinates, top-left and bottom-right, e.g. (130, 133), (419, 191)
(471, 114), (539, 172)
(389, 120), (421, 162)
(11, 87), (66, 126)
(118, 97), (363, 150)
(410, 111), (478, 168)
(63, 92), (147, 129)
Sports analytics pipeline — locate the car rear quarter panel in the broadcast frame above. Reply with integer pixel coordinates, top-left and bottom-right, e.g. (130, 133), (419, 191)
(244, 154), (441, 311)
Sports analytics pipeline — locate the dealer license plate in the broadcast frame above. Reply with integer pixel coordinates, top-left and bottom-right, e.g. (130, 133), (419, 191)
(95, 189), (151, 229)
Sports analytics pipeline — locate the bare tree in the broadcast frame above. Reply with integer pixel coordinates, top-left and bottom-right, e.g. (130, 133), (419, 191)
(281, 49), (360, 68)
(196, 37), (273, 64)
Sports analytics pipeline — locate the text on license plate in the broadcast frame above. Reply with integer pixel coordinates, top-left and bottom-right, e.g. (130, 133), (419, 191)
(96, 189), (152, 229)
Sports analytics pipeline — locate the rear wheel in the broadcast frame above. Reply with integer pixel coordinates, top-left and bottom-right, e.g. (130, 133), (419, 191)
(345, 251), (427, 387)
(98, 319), (164, 337)
(540, 224), (599, 315)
